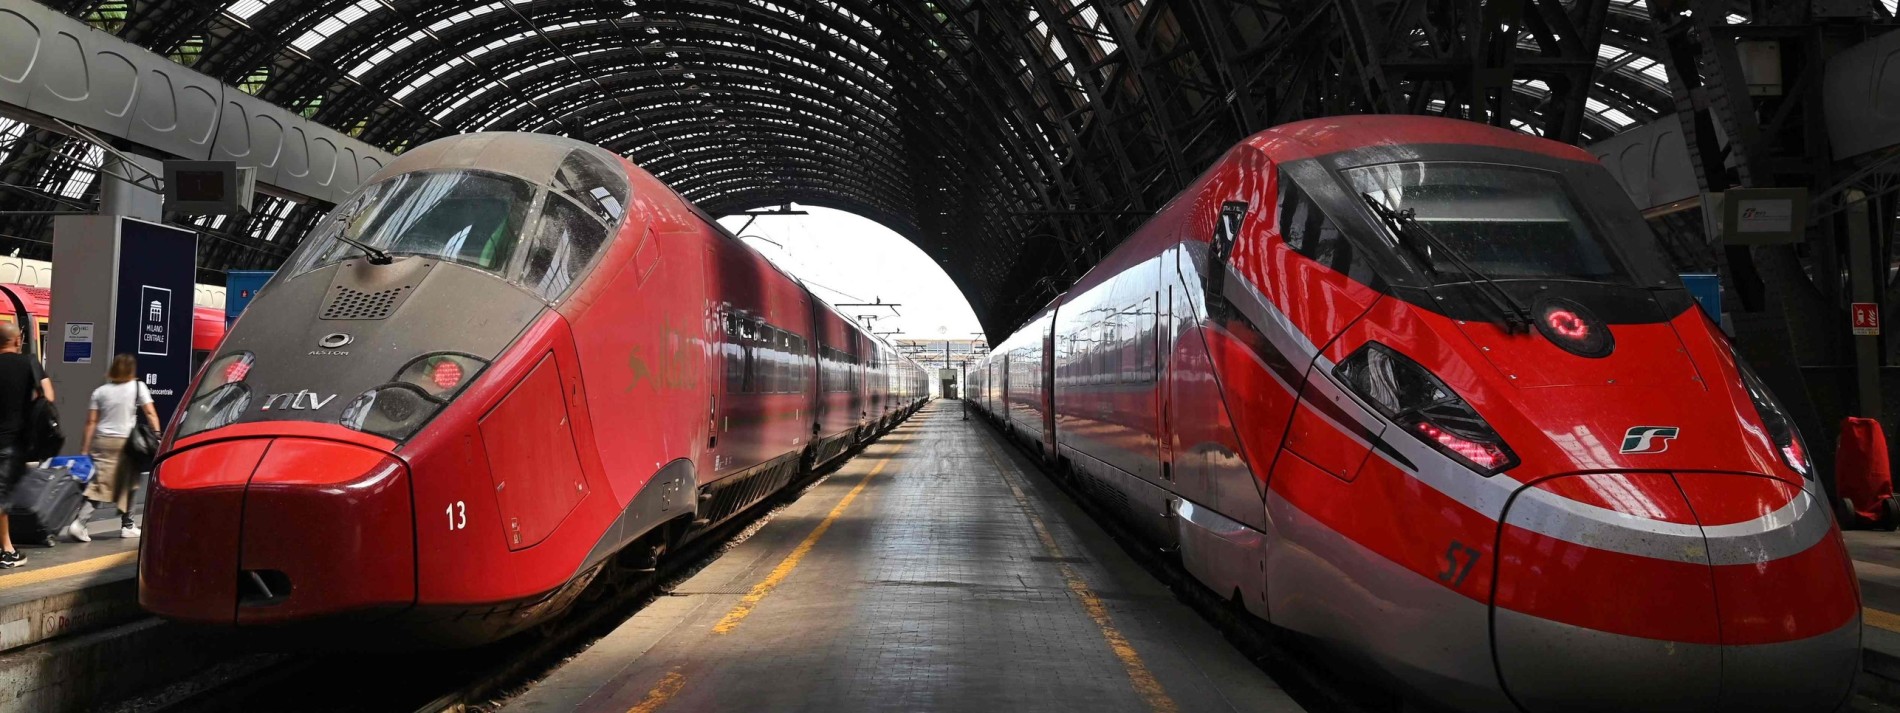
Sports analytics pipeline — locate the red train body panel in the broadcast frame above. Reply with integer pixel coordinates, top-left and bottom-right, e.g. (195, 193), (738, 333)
(973, 116), (1858, 713)
(140, 132), (928, 646)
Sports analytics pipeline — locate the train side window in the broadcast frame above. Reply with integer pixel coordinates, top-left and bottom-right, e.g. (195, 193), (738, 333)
(1278, 178), (1350, 272)
(725, 342), (746, 393)
(520, 193), (607, 300)
(761, 326), (781, 393)
(552, 149), (629, 225)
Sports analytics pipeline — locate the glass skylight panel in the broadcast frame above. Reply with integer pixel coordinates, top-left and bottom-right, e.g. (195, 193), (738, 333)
(0, 117), (20, 166)
(1640, 60), (1670, 85)
(224, 0), (271, 20)
(257, 197), (299, 242)
(351, 37), (414, 77)
(56, 144), (105, 199)
(394, 56), (467, 100)
(292, 0), (382, 52)
(1600, 107), (1635, 126)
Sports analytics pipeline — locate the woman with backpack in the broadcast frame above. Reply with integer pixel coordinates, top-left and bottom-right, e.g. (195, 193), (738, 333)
(68, 354), (157, 541)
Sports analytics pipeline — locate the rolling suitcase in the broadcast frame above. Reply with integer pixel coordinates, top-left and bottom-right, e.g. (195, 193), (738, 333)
(9, 465), (83, 544)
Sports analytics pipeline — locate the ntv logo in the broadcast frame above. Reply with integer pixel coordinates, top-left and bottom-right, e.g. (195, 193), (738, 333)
(260, 390), (337, 411)
(1619, 426), (1680, 455)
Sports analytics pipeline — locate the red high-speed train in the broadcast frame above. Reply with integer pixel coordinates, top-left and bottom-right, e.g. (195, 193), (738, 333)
(971, 116), (1859, 713)
(141, 132), (929, 646)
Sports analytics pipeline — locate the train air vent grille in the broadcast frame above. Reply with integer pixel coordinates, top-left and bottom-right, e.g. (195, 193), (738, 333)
(320, 285), (410, 320)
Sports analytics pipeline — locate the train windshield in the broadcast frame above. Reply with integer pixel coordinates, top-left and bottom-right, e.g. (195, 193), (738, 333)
(1344, 161), (1627, 284)
(283, 162), (622, 300)
(287, 170), (535, 274)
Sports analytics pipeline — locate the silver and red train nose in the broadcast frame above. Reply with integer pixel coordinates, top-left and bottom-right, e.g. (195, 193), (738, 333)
(1491, 471), (1859, 712)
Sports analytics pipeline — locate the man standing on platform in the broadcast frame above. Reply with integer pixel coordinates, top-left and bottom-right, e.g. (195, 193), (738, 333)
(0, 324), (39, 567)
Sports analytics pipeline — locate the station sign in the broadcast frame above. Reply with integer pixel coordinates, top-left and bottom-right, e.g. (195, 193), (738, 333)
(1718, 187), (1809, 246)
(1853, 302), (1880, 336)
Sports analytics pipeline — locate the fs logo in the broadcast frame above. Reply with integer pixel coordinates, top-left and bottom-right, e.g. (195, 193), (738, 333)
(1620, 426), (1681, 455)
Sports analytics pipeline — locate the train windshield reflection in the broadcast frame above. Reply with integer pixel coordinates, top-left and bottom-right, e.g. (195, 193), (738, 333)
(1344, 161), (1629, 284)
(285, 169), (536, 276)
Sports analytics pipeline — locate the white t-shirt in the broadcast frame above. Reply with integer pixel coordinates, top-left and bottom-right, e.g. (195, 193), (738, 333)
(89, 381), (152, 439)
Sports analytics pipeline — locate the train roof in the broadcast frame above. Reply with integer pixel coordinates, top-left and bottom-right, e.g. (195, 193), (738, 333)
(369, 132), (626, 188)
(1246, 114), (1596, 164)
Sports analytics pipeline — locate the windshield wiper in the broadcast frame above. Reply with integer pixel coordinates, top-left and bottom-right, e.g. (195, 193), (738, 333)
(1360, 192), (1532, 332)
(332, 230), (394, 265)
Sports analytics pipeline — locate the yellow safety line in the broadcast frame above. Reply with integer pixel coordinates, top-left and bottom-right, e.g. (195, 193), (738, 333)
(0, 550), (137, 590)
(1865, 607), (1900, 634)
(709, 454), (891, 635)
(625, 669), (686, 713)
(980, 439), (1178, 713)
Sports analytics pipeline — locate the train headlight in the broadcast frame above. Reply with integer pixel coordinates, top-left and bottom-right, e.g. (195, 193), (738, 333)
(195, 352), (256, 397)
(340, 385), (437, 440)
(1735, 359), (1812, 478)
(1334, 342), (1519, 475)
(176, 384), (253, 438)
(1532, 297), (1613, 358)
(340, 352), (488, 440)
(395, 353), (485, 399)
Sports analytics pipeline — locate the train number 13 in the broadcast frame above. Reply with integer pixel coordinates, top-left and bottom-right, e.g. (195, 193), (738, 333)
(446, 501), (467, 531)
(1438, 541), (1481, 588)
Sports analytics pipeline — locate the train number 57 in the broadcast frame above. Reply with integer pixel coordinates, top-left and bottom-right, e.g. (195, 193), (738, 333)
(1438, 541), (1480, 588)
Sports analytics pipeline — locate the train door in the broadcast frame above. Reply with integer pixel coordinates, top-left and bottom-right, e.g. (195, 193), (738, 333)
(705, 247), (725, 470)
(1158, 282), (1174, 484)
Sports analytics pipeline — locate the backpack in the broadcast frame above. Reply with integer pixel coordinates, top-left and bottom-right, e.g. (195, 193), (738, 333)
(23, 381), (60, 461)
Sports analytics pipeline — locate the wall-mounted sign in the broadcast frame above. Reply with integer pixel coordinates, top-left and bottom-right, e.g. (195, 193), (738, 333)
(1720, 187), (1809, 245)
(1854, 302), (1881, 336)
(61, 322), (92, 364)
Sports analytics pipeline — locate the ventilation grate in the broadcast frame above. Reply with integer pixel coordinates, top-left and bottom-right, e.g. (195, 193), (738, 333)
(320, 285), (410, 320)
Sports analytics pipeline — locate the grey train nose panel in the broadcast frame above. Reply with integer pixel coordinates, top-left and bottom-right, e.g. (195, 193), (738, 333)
(1715, 616), (1860, 712)
(1493, 607), (1721, 712)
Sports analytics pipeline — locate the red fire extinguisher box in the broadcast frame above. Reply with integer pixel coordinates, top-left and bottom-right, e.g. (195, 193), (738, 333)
(1838, 416), (1895, 530)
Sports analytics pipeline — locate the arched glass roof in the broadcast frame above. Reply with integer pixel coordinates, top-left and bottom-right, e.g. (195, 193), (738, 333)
(3, 0), (1837, 333)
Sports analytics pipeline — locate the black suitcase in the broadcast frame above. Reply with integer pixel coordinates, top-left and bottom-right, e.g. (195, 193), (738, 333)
(9, 466), (83, 544)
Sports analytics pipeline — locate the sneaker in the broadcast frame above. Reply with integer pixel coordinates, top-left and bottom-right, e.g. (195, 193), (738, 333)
(119, 527), (140, 539)
(65, 521), (90, 543)
(1, 550), (26, 568)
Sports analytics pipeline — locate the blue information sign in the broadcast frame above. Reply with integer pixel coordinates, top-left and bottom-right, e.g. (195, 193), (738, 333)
(224, 270), (273, 328)
(1680, 273), (1721, 321)
(114, 220), (197, 425)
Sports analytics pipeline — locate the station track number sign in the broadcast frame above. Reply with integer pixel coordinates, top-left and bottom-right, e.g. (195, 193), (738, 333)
(1853, 302), (1880, 336)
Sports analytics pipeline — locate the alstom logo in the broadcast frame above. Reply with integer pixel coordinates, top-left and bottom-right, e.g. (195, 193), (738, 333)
(1620, 426), (1681, 455)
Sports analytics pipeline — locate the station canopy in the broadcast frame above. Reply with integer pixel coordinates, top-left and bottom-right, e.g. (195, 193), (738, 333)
(3, 0), (1815, 335)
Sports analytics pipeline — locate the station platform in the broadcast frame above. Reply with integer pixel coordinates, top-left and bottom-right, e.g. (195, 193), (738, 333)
(504, 401), (1307, 713)
(0, 505), (143, 650)
(1845, 530), (1900, 704)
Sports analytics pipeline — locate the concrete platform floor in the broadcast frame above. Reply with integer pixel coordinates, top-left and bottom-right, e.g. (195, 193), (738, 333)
(0, 496), (142, 606)
(504, 401), (1305, 713)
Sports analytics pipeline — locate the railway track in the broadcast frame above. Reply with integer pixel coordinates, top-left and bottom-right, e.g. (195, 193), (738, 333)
(99, 440), (880, 713)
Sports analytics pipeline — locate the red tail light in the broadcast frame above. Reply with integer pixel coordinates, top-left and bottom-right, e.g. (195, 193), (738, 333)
(1415, 422), (1512, 471)
(430, 360), (463, 390)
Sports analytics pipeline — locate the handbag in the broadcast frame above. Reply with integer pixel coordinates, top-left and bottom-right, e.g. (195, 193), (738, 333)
(23, 387), (60, 462)
(123, 383), (159, 468)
